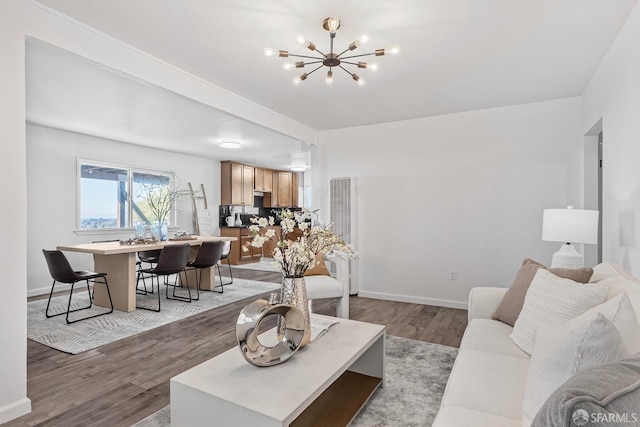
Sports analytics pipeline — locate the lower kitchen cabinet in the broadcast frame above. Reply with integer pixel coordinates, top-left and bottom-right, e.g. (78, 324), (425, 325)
(220, 227), (261, 264)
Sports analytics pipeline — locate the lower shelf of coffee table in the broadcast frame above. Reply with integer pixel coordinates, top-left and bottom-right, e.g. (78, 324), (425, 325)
(291, 370), (382, 427)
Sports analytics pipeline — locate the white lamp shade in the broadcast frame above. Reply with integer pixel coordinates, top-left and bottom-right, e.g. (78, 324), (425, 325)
(542, 208), (599, 245)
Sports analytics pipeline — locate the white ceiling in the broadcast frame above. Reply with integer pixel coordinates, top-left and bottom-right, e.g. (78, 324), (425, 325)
(26, 40), (307, 170)
(35, 0), (637, 132)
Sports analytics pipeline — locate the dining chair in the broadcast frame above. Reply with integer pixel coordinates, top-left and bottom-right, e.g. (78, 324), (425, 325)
(136, 243), (191, 312)
(217, 240), (233, 286)
(42, 249), (114, 324)
(187, 241), (224, 298)
(136, 249), (162, 295)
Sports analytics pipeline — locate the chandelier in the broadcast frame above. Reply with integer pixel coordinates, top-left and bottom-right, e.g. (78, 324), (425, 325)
(265, 16), (399, 86)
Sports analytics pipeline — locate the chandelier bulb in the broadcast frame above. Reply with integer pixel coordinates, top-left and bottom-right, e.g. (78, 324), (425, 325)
(369, 62), (379, 71)
(386, 45), (400, 55)
(283, 62), (295, 70)
(326, 16), (340, 34)
(326, 69), (333, 84)
(352, 73), (365, 86)
(359, 34), (370, 44)
(264, 47), (276, 57)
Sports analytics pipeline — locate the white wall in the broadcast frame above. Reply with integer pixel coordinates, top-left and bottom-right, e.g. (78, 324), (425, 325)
(0, 0), (31, 423)
(317, 98), (582, 308)
(26, 125), (220, 295)
(582, 2), (640, 274)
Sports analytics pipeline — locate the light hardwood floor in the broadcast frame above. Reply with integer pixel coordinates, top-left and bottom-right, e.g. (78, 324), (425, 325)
(9, 268), (467, 427)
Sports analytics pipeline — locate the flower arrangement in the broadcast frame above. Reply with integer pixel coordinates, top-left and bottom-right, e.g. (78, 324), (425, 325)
(245, 209), (353, 277)
(137, 174), (194, 225)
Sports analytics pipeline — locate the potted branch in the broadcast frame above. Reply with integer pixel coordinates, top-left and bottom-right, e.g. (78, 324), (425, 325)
(137, 174), (194, 240)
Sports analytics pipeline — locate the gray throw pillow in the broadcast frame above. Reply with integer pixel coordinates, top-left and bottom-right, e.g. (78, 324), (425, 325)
(532, 353), (640, 427)
(492, 258), (594, 326)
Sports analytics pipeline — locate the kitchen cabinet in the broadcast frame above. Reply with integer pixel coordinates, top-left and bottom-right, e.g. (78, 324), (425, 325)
(221, 161), (298, 208)
(254, 168), (273, 192)
(261, 226), (282, 258)
(220, 227), (261, 264)
(266, 171), (299, 208)
(221, 161), (254, 206)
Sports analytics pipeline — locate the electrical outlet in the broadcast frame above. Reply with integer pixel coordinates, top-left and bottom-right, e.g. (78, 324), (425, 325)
(449, 270), (458, 281)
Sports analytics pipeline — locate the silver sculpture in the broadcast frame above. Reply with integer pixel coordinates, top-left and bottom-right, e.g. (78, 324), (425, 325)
(236, 298), (305, 367)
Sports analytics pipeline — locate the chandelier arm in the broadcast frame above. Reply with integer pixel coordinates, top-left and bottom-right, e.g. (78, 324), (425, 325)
(286, 53), (325, 60)
(313, 48), (328, 57)
(302, 60), (324, 65)
(336, 48), (351, 57)
(340, 61), (362, 66)
(306, 64), (325, 76)
(338, 65), (354, 76)
(339, 52), (377, 60)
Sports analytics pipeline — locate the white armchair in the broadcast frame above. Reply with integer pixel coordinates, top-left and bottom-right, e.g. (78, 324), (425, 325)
(304, 251), (350, 318)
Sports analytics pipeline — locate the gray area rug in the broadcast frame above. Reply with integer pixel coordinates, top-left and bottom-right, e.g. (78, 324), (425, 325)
(133, 335), (458, 427)
(27, 278), (279, 354)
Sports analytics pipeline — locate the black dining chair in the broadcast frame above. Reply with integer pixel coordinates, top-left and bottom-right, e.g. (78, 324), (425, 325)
(136, 249), (162, 295)
(42, 249), (114, 324)
(136, 243), (191, 312)
(187, 241), (224, 298)
(217, 240), (233, 286)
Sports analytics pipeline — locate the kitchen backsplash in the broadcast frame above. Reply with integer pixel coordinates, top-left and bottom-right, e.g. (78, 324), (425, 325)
(219, 206), (302, 227)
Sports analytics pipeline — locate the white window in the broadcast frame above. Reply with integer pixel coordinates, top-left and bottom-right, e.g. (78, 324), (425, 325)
(78, 161), (175, 230)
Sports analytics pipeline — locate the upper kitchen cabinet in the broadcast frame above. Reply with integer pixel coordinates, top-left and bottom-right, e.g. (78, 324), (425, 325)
(221, 161), (298, 208)
(266, 171), (299, 208)
(254, 167), (273, 192)
(221, 161), (254, 206)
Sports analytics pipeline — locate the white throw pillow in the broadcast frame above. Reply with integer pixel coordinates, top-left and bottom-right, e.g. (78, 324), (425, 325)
(522, 313), (626, 426)
(577, 293), (640, 354)
(511, 269), (609, 355)
(589, 262), (640, 300)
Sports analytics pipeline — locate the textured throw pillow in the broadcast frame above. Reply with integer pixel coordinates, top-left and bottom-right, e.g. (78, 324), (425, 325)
(510, 269), (609, 355)
(532, 354), (640, 427)
(522, 303), (637, 425)
(578, 293), (640, 355)
(304, 253), (331, 276)
(492, 258), (593, 326)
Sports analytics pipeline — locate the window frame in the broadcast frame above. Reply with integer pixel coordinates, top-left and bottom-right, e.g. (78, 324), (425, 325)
(75, 159), (177, 235)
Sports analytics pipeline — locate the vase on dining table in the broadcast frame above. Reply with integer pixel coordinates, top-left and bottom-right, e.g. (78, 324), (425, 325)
(278, 276), (311, 347)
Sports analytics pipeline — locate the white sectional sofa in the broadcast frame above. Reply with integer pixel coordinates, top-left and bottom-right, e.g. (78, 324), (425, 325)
(433, 262), (640, 427)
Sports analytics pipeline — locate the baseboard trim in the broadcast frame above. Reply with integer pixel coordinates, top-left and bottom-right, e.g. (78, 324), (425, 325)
(28, 282), (75, 298)
(0, 397), (32, 424)
(357, 290), (468, 310)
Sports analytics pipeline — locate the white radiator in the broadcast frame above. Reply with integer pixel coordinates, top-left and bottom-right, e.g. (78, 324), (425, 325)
(329, 177), (359, 295)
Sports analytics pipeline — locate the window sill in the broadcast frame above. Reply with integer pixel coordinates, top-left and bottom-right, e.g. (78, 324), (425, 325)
(74, 226), (179, 236)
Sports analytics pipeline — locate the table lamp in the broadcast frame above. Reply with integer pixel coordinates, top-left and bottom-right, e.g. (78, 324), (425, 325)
(542, 206), (599, 268)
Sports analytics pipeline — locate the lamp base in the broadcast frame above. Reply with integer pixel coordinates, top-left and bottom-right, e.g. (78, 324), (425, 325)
(550, 244), (584, 269)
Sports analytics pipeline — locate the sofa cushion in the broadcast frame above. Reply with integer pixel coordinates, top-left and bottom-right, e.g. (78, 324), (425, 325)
(522, 313), (626, 425)
(589, 262), (640, 300)
(439, 349), (529, 421)
(460, 319), (528, 359)
(303, 275), (343, 299)
(511, 269), (609, 355)
(531, 354), (640, 427)
(492, 258), (593, 326)
(433, 406), (521, 427)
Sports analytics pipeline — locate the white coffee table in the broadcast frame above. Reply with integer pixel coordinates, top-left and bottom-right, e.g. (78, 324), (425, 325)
(170, 314), (385, 427)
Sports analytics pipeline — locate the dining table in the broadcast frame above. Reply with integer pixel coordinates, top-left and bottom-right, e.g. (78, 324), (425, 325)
(57, 235), (236, 312)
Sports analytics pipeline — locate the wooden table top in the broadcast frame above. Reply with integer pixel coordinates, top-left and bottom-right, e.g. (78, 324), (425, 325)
(57, 235), (236, 255)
